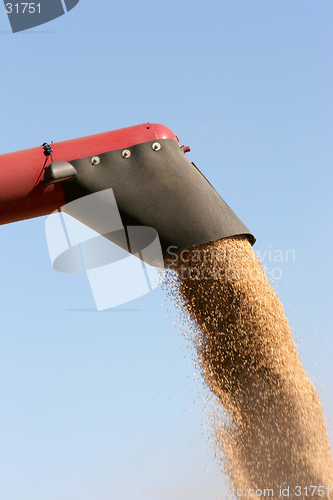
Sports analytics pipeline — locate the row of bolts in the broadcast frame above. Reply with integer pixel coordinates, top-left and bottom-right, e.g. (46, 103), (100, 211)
(90, 141), (162, 165)
(90, 142), (190, 165)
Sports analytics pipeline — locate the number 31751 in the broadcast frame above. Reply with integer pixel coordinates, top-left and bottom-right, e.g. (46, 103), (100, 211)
(5, 3), (41, 14)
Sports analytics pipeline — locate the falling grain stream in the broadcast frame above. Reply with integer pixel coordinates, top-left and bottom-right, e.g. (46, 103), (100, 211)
(164, 236), (333, 499)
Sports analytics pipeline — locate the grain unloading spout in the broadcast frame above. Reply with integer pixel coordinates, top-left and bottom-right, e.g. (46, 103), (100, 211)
(0, 123), (255, 262)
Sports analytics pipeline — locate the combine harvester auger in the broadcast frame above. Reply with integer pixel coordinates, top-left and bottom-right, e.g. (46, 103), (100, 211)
(0, 123), (255, 262)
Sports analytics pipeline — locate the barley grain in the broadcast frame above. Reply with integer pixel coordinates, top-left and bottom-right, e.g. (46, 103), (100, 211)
(163, 236), (333, 498)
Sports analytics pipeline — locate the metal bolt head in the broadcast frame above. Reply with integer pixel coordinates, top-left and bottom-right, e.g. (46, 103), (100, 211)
(152, 142), (161, 151)
(122, 149), (131, 159)
(91, 156), (100, 165)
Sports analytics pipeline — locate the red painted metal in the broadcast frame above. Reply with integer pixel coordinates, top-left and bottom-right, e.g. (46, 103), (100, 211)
(0, 123), (177, 226)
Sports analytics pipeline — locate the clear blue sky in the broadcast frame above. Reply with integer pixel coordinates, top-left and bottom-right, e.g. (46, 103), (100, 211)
(0, 1), (332, 499)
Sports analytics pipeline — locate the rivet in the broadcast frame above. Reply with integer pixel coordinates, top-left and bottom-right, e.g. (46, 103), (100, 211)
(122, 149), (131, 159)
(91, 156), (100, 165)
(152, 142), (161, 151)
